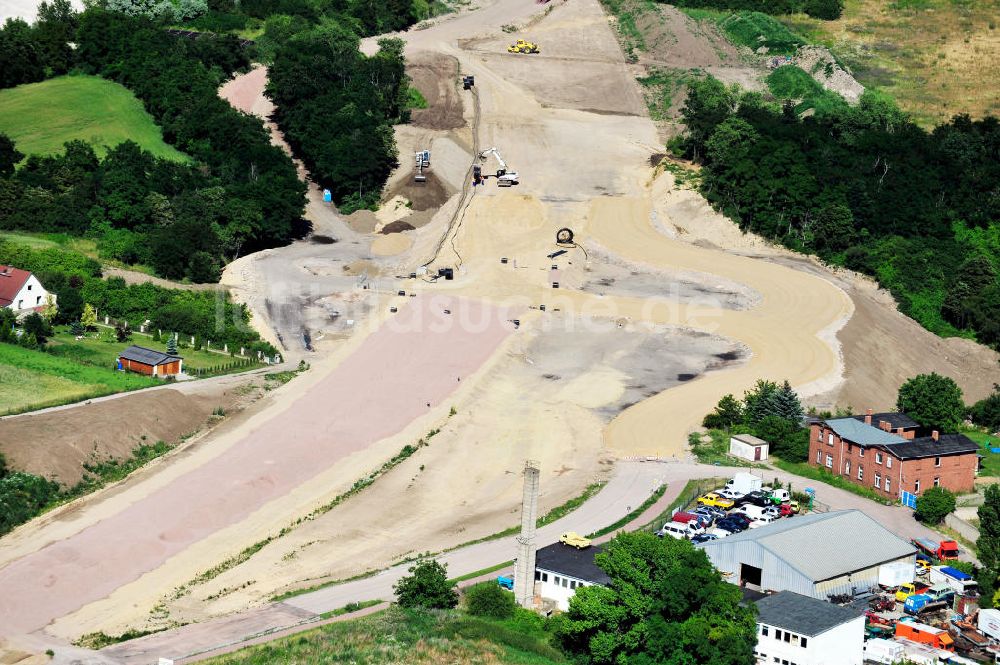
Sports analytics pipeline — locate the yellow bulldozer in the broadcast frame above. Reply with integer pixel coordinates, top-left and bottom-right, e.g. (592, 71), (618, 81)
(507, 38), (540, 54)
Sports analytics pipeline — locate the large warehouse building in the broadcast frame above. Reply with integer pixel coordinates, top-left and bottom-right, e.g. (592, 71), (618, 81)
(698, 510), (915, 599)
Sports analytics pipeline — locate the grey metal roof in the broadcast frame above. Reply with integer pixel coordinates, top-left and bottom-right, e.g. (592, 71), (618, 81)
(853, 412), (920, 430)
(882, 434), (980, 460)
(755, 591), (863, 636)
(699, 510), (915, 582)
(118, 345), (182, 366)
(535, 543), (611, 585)
(826, 418), (906, 446)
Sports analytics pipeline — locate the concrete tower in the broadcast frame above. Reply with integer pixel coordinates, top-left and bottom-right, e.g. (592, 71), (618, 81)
(514, 460), (540, 608)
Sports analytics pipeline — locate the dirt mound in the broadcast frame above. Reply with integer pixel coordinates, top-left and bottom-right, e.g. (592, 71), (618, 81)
(407, 53), (465, 131)
(380, 220), (416, 234)
(387, 170), (452, 211)
(0, 385), (253, 487)
(345, 210), (378, 233)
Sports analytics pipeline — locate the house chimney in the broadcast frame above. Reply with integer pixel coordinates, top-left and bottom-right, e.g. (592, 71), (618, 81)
(932, 430), (939, 441)
(879, 420), (890, 431)
(865, 409), (873, 425)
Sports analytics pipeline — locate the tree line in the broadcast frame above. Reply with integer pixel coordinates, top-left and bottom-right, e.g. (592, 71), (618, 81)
(679, 76), (1000, 348)
(0, 239), (275, 354)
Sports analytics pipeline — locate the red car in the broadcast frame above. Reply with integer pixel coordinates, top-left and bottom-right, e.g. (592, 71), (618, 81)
(779, 503), (794, 517)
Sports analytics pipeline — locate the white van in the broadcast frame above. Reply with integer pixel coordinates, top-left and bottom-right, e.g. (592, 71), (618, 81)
(735, 504), (769, 520)
(771, 489), (791, 503)
(657, 521), (704, 540)
(657, 522), (689, 540)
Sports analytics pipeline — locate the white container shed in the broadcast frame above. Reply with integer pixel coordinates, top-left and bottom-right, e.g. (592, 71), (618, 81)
(730, 433), (769, 462)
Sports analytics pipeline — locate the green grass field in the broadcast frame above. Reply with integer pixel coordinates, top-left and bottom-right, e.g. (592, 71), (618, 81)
(202, 607), (565, 665)
(0, 75), (188, 161)
(47, 328), (261, 374)
(0, 343), (157, 416)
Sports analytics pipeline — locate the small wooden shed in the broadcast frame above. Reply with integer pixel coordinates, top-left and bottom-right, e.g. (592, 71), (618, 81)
(118, 345), (183, 377)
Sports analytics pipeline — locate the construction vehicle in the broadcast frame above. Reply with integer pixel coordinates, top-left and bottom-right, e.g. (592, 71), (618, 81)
(414, 150), (430, 183)
(507, 39), (540, 54)
(478, 147), (518, 187)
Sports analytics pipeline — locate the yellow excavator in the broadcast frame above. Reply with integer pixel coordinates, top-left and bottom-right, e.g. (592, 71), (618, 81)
(507, 38), (540, 54)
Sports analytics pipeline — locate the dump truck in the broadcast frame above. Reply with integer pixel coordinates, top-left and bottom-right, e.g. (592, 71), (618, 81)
(912, 537), (960, 561)
(896, 581), (930, 602)
(895, 620), (955, 650)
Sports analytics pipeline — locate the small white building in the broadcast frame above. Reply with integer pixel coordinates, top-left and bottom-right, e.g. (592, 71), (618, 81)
(730, 433), (769, 462)
(753, 591), (864, 665)
(533, 542), (610, 611)
(0, 265), (54, 317)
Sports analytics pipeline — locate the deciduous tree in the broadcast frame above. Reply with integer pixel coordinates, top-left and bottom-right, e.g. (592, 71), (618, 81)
(896, 373), (965, 431)
(393, 559), (458, 610)
(559, 531), (756, 665)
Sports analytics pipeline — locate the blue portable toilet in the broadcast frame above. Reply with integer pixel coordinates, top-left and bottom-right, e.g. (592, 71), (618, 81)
(322, 189), (332, 203)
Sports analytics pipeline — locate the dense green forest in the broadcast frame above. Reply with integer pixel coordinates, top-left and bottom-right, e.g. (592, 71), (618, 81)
(267, 29), (409, 211)
(678, 77), (1000, 347)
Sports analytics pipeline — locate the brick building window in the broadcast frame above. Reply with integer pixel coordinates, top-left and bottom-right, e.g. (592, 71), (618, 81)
(817, 429), (822, 441)
(886, 457), (892, 469)
(876, 452), (882, 464)
(875, 474), (881, 489)
(859, 447), (865, 458)
(885, 477), (890, 492)
(858, 466), (864, 480)
(828, 433), (834, 445)
(816, 450), (822, 464)
(825, 455), (833, 468)
(934, 477), (940, 487)
(845, 461), (851, 475)
(915, 479), (921, 493)
(935, 456), (941, 467)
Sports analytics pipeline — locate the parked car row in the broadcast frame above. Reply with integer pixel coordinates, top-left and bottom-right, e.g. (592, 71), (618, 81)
(656, 480), (800, 542)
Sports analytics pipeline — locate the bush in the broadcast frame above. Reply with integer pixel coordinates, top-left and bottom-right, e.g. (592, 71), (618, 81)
(463, 582), (516, 620)
(393, 559), (458, 610)
(914, 486), (956, 525)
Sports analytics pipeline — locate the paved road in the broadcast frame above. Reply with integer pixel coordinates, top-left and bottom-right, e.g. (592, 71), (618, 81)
(94, 459), (962, 665)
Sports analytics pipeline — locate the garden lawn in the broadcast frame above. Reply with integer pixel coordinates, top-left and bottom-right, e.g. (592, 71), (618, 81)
(964, 430), (1000, 478)
(46, 329), (259, 373)
(0, 343), (157, 416)
(0, 75), (188, 161)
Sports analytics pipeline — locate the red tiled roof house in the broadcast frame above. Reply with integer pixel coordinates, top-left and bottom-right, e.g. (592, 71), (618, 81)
(0, 265), (55, 316)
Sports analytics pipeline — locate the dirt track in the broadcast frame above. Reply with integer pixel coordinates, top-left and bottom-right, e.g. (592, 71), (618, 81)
(2, 0), (998, 653)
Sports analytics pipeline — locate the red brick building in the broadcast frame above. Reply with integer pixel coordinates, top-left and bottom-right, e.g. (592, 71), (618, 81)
(808, 410), (979, 500)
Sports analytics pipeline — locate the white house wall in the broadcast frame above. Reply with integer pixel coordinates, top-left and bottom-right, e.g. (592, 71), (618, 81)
(7, 274), (53, 314)
(535, 569), (596, 611)
(755, 615), (864, 665)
